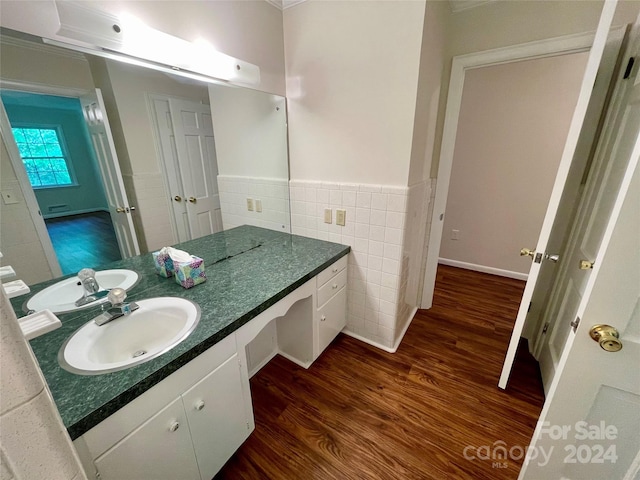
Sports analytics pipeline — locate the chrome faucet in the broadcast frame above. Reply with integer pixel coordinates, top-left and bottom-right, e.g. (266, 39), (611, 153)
(94, 288), (139, 326)
(75, 268), (109, 307)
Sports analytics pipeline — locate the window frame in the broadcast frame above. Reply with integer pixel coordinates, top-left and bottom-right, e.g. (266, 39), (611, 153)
(12, 123), (79, 190)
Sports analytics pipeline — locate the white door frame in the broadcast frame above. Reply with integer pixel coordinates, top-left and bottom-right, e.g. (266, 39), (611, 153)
(420, 31), (597, 309)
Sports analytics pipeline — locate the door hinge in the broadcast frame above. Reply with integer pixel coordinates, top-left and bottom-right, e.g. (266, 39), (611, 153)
(623, 57), (635, 79)
(528, 302), (532, 313)
(542, 322), (550, 334)
(570, 316), (581, 333)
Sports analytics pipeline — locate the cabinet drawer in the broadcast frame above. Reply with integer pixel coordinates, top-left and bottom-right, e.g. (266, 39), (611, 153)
(317, 269), (347, 307)
(317, 255), (348, 288)
(317, 287), (347, 355)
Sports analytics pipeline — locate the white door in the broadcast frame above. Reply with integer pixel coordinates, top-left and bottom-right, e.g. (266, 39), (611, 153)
(169, 99), (222, 239)
(534, 25), (640, 393)
(498, 1), (619, 388)
(81, 89), (140, 257)
(149, 97), (191, 243)
(519, 127), (640, 480)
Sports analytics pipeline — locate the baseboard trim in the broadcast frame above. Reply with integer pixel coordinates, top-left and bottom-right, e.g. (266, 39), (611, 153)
(43, 208), (109, 220)
(342, 307), (418, 354)
(438, 258), (528, 281)
(342, 330), (397, 353)
(393, 307), (418, 351)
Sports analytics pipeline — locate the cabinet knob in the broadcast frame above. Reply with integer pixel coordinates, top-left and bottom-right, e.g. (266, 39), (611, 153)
(332, 283), (338, 289)
(320, 315), (326, 322)
(332, 267), (338, 273)
(169, 421), (180, 432)
(195, 400), (205, 411)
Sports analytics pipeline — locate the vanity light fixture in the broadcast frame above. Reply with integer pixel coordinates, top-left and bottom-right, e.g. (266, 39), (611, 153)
(50, 1), (260, 85)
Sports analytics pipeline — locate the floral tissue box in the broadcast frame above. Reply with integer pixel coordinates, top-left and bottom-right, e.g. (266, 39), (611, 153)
(174, 256), (207, 289)
(152, 251), (174, 278)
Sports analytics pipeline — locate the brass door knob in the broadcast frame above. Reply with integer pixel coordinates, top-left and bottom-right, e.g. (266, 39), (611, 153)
(589, 324), (622, 352)
(188, 197), (197, 203)
(116, 207), (125, 213)
(520, 248), (535, 258)
(174, 195), (182, 202)
(580, 260), (594, 270)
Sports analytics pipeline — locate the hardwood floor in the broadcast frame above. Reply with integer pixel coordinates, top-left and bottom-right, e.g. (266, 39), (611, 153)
(45, 211), (121, 276)
(216, 265), (545, 480)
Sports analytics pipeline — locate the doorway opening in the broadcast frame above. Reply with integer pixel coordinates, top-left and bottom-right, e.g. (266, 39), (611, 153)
(1, 90), (121, 275)
(422, 25), (627, 393)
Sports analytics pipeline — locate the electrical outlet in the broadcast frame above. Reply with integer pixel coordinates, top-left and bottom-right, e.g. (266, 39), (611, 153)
(255, 199), (262, 213)
(451, 229), (460, 240)
(336, 209), (346, 226)
(1, 191), (19, 205)
(324, 208), (332, 224)
(246, 198), (254, 211)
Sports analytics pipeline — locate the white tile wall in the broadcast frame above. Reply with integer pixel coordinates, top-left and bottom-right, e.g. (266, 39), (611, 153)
(394, 179), (433, 344)
(1, 290), (85, 480)
(290, 180), (411, 349)
(218, 175), (290, 233)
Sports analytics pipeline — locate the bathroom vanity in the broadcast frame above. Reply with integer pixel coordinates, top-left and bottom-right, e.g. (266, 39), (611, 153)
(14, 226), (350, 480)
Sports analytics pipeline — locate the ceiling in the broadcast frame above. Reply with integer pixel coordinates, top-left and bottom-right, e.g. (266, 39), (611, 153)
(265, 0), (499, 13)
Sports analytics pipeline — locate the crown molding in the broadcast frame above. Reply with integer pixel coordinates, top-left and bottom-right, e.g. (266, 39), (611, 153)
(264, 0), (309, 10)
(449, 0), (499, 13)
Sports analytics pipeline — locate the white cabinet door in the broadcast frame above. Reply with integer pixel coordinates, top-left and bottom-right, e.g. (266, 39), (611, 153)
(182, 353), (250, 480)
(94, 396), (200, 480)
(317, 287), (347, 355)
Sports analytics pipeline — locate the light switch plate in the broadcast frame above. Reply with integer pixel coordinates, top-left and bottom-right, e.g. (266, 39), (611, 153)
(255, 199), (262, 213)
(246, 198), (254, 211)
(324, 208), (332, 224)
(336, 209), (346, 226)
(1, 191), (19, 205)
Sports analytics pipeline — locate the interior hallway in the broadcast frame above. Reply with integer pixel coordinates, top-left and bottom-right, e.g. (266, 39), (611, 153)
(45, 211), (121, 275)
(217, 265), (544, 479)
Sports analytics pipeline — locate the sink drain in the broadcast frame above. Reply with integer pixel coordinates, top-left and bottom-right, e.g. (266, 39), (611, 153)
(132, 350), (147, 358)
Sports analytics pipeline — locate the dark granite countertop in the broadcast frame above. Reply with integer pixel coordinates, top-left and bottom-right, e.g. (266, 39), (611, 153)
(12, 226), (349, 440)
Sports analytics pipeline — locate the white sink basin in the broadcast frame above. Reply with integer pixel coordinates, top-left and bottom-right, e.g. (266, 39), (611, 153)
(25, 269), (139, 314)
(59, 297), (200, 375)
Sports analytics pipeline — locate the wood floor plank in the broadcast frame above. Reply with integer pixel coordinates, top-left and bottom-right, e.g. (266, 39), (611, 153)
(45, 211), (121, 275)
(216, 265), (544, 479)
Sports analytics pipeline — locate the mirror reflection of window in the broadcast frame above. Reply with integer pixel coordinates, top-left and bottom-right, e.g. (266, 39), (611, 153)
(12, 126), (74, 187)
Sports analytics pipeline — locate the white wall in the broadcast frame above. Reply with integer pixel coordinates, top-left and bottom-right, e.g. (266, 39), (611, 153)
(284, 0), (426, 186)
(439, 52), (589, 276)
(430, 0), (640, 177)
(209, 84), (288, 179)
(284, 1), (452, 348)
(0, 0), (286, 96)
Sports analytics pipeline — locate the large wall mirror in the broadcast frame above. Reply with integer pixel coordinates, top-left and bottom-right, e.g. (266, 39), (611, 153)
(0, 28), (290, 284)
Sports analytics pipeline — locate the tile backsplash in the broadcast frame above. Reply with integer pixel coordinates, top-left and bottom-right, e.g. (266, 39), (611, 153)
(290, 180), (428, 350)
(219, 175), (291, 233)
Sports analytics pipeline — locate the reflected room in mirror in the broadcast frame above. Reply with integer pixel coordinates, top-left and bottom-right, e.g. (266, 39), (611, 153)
(0, 28), (291, 285)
